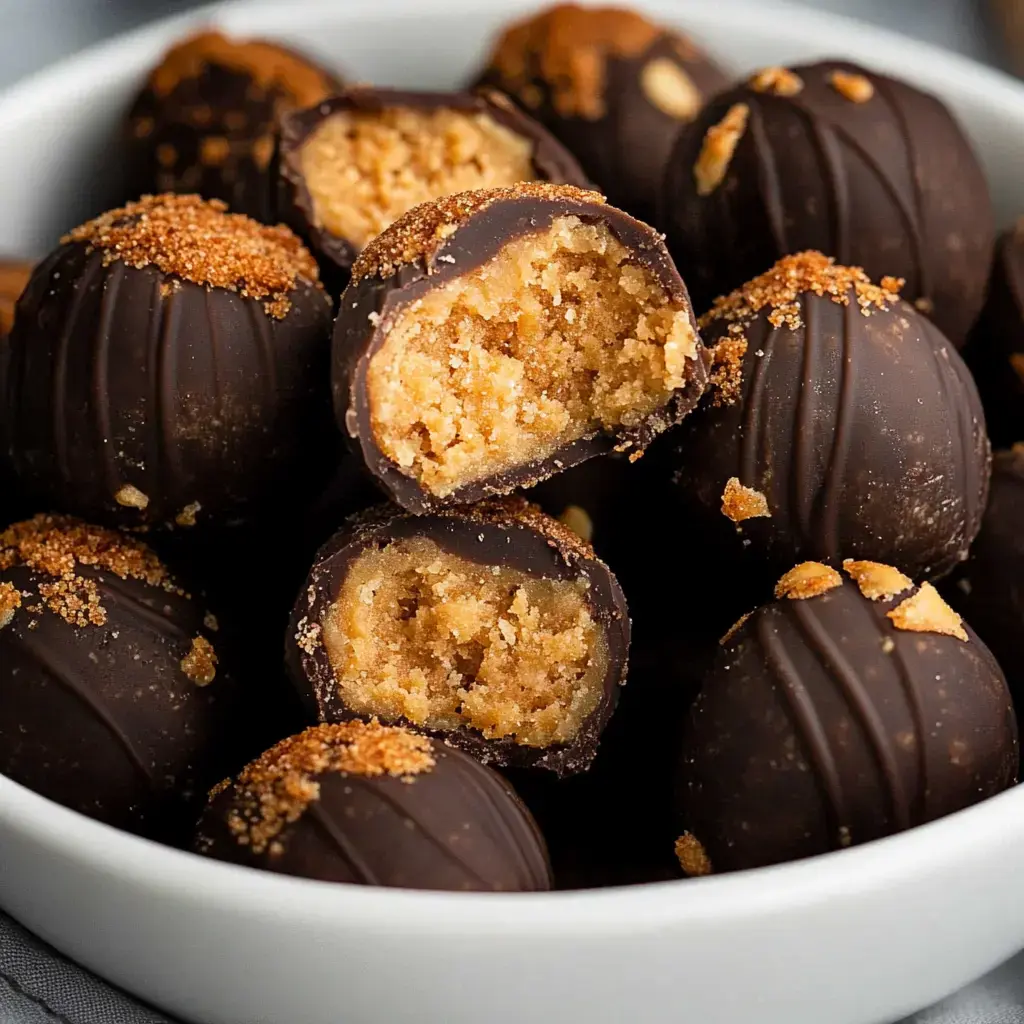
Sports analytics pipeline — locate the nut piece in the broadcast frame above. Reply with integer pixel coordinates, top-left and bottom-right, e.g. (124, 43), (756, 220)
(829, 70), (874, 103)
(114, 485), (150, 510)
(181, 635), (218, 686)
(721, 477), (770, 522)
(175, 502), (202, 528)
(842, 559), (913, 601)
(775, 561), (843, 601)
(887, 583), (968, 642)
(748, 66), (803, 96)
(558, 505), (594, 543)
(694, 103), (749, 196)
(641, 58), (702, 120)
(675, 833), (712, 876)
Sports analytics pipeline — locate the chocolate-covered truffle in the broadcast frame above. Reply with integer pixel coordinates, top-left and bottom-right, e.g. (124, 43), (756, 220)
(675, 561), (1018, 874)
(473, 3), (728, 225)
(126, 30), (342, 221)
(195, 720), (553, 891)
(2, 194), (334, 532)
(661, 61), (993, 345)
(334, 182), (707, 513)
(670, 252), (990, 584)
(276, 86), (589, 281)
(0, 515), (240, 840)
(286, 497), (629, 776)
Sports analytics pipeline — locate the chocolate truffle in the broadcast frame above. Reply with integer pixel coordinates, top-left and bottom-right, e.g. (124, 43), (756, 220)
(964, 220), (1024, 447)
(194, 720), (553, 891)
(333, 182), (707, 513)
(473, 3), (728, 226)
(669, 252), (990, 584)
(0, 515), (240, 839)
(2, 194), (334, 532)
(126, 30), (342, 221)
(661, 61), (993, 345)
(276, 86), (589, 280)
(675, 561), (1018, 874)
(286, 497), (629, 776)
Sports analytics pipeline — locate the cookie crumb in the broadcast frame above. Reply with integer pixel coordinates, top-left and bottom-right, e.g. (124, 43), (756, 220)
(775, 561), (842, 600)
(675, 832), (712, 876)
(842, 559), (913, 601)
(181, 635), (218, 686)
(721, 477), (769, 522)
(558, 505), (594, 543)
(175, 502), (202, 527)
(694, 103), (749, 196)
(115, 485), (150, 510)
(887, 583), (967, 642)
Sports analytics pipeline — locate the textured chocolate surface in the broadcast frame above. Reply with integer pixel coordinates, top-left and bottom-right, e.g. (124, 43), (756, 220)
(670, 254), (990, 584)
(286, 498), (630, 775)
(661, 60), (993, 345)
(333, 183), (707, 514)
(125, 30), (342, 220)
(676, 570), (1018, 873)
(194, 721), (553, 891)
(473, 3), (728, 226)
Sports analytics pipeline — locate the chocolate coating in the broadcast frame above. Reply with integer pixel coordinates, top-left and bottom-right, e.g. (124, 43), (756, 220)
(334, 183), (707, 514)
(194, 722), (553, 891)
(676, 571), (1018, 873)
(276, 86), (591, 278)
(473, 3), (728, 226)
(0, 516), (241, 841)
(662, 61), (993, 345)
(286, 498), (630, 776)
(126, 31), (342, 220)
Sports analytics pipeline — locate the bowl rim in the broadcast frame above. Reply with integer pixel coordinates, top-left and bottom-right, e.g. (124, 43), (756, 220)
(2, 0), (1024, 932)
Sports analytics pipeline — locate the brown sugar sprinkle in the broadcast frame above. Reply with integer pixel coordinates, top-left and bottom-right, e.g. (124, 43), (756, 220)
(700, 251), (902, 333)
(721, 477), (770, 523)
(707, 335), (747, 406)
(351, 182), (605, 283)
(748, 66), (803, 96)
(887, 583), (968, 642)
(842, 559), (913, 601)
(675, 833), (712, 876)
(829, 70), (875, 103)
(114, 484), (150, 510)
(0, 582), (21, 629)
(147, 31), (335, 108)
(488, 4), (664, 120)
(221, 721), (436, 854)
(694, 102), (749, 197)
(775, 561), (843, 601)
(62, 194), (322, 320)
(719, 611), (751, 646)
(181, 635), (218, 686)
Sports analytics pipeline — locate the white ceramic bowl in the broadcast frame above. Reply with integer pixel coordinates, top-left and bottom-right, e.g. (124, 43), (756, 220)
(2, 2), (1024, 1023)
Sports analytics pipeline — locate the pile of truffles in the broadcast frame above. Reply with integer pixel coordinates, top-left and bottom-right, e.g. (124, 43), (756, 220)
(0, 3), (1020, 891)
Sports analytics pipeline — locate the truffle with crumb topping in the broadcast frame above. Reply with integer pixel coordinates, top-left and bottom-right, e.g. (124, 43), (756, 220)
(661, 60), (993, 345)
(125, 30), (343, 220)
(194, 720), (552, 891)
(2, 194), (334, 532)
(0, 515), (243, 840)
(472, 2), (727, 225)
(334, 182), (707, 513)
(669, 252), (990, 584)
(286, 497), (629, 776)
(675, 562), (1018, 873)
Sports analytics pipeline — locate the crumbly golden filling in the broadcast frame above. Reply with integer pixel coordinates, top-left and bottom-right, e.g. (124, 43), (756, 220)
(300, 107), (536, 250)
(320, 536), (608, 748)
(367, 215), (696, 496)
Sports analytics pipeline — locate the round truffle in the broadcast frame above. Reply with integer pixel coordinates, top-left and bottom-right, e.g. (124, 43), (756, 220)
(334, 181), (707, 513)
(661, 61), (993, 345)
(276, 86), (590, 280)
(125, 30), (342, 220)
(194, 720), (553, 891)
(286, 497), (629, 776)
(675, 561), (1018, 874)
(2, 194), (334, 532)
(473, 2), (728, 226)
(669, 252), (990, 584)
(0, 515), (241, 840)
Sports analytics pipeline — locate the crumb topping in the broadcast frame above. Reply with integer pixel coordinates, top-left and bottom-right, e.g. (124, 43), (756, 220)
(114, 484), (150, 510)
(707, 335), (747, 406)
(640, 58), (701, 120)
(175, 502), (202, 528)
(0, 258), (32, 336)
(775, 561), (843, 601)
(887, 583), (967, 642)
(181, 635), (218, 686)
(0, 582), (21, 628)
(62, 194), (321, 320)
(675, 833), (712, 876)
(748, 66), (803, 96)
(842, 559), (912, 601)
(701, 251), (902, 333)
(218, 721), (436, 854)
(829, 70), (875, 103)
(721, 477), (770, 522)
(719, 611), (751, 646)
(694, 102), (749, 196)
(558, 504), (595, 543)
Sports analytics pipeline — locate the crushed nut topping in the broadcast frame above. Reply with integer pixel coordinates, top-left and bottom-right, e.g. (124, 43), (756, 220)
(774, 561), (843, 601)
(887, 583), (968, 642)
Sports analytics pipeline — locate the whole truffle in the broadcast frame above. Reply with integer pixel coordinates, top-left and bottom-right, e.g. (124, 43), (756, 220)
(670, 252), (990, 584)
(195, 720), (553, 891)
(2, 194), (334, 532)
(0, 515), (241, 840)
(473, 2), (728, 226)
(126, 30), (342, 220)
(675, 561), (1018, 874)
(661, 61), (993, 345)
